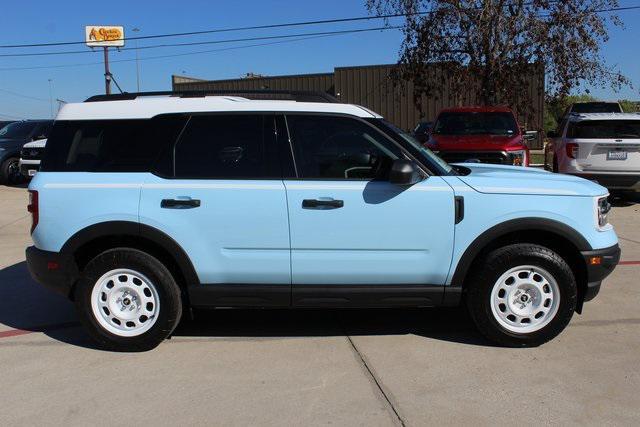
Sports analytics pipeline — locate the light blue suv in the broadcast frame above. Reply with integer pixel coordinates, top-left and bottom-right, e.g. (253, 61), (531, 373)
(26, 92), (620, 351)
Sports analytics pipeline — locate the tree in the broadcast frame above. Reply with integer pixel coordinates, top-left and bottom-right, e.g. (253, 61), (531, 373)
(366, 0), (631, 125)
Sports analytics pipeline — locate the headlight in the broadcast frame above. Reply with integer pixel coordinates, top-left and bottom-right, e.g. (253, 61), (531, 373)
(508, 150), (526, 166)
(595, 196), (611, 230)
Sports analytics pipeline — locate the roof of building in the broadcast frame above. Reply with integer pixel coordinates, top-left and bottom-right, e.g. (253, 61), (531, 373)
(567, 112), (640, 121)
(56, 95), (382, 121)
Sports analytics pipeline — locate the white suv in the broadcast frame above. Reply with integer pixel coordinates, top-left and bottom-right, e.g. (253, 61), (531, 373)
(549, 113), (640, 193)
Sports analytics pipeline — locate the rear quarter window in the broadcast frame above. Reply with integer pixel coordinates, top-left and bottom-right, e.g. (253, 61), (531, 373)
(41, 116), (187, 172)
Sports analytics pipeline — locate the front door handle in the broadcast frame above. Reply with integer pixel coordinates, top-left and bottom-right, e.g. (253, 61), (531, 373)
(302, 199), (344, 209)
(161, 198), (201, 209)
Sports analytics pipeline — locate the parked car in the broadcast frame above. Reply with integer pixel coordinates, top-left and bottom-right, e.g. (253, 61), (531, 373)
(427, 106), (530, 166)
(19, 138), (47, 178)
(562, 101), (623, 117)
(0, 120), (16, 130)
(548, 112), (640, 194)
(0, 120), (53, 185)
(412, 121), (433, 144)
(26, 92), (619, 351)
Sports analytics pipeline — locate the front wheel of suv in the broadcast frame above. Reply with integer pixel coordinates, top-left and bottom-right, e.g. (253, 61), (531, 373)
(0, 157), (23, 185)
(74, 248), (183, 352)
(466, 243), (577, 347)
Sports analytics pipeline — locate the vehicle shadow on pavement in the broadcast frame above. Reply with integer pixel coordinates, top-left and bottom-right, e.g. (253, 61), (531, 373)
(610, 193), (639, 207)
(0, 261), (493, 350)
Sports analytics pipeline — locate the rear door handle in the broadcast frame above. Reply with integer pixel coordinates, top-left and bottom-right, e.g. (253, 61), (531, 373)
(302, 199), (344, 209)
(161, 198), (201, 209)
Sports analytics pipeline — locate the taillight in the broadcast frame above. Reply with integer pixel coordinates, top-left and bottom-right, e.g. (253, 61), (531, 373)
(566, 143), (579, 159)
(27, 190), (38, 234)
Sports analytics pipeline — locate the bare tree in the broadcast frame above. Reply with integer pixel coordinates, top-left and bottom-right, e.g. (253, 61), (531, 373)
(366, 0), (630, 123)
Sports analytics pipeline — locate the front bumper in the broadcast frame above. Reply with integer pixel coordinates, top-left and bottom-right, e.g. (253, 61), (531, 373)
(580, 244), (621, 302)
(26, 246), (79, 298)
(572, 173), (640, 191)
(19, 160), (40, 178)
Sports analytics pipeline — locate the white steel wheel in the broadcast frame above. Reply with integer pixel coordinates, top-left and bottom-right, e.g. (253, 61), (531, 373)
(490, 265), (560, 334)
(90, 268), (160, 337)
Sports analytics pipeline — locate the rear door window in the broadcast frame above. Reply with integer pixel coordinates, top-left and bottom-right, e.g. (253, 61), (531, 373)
(173, 114), (279, 179)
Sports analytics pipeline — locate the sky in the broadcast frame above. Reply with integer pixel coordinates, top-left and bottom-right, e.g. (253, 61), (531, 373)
(0, 0), (638, 120)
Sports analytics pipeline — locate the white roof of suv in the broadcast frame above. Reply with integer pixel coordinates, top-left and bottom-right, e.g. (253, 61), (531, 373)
(567, 112), (640, 122)
(56, 95), (382, 121)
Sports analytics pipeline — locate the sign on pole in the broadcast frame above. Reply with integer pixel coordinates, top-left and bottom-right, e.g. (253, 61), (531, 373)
(85, 25), (125, 47)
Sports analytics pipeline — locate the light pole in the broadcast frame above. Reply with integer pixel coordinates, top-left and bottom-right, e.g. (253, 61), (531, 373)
(132, 27), (141, 92)
(47, 79), (53, 119)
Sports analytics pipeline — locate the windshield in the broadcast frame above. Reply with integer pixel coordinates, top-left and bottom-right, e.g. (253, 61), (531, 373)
(0, 121), (36, 139)
(567, 120), (640, 139)
(373, 119), (454, 175)
(570, 103), (622, 114)
(433, 112), (517, 136)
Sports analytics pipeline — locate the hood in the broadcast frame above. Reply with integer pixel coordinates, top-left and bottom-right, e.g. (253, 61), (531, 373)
(430, 134), (525, 151)
(455, 163), (607, 197)
(22, 138), (47, 148)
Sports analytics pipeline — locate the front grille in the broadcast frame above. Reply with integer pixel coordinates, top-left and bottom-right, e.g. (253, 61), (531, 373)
(439, 151), (509, 165)
(21, 147), (44, 160)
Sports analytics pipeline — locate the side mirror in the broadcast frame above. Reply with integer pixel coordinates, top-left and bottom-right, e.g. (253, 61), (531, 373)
(546, 130), (558, 139)
(389, 159), (421, 186)
(524, 131), (537, 141)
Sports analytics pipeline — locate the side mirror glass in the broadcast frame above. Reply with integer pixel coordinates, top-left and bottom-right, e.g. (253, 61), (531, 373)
(546, 130), (558, 138)
(389, 159), (421, 186)
(524, 131), (537, 141)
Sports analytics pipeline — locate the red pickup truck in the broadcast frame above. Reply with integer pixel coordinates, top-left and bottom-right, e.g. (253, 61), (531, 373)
(426, 106), (530, 166)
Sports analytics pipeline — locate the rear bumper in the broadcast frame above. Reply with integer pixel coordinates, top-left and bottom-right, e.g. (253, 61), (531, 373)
(580, 244), (621, 302)
(25, 246), (78, 298)
(572, 173), (640, 191)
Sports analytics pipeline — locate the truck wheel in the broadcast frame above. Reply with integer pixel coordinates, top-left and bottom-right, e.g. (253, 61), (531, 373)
(74, 248), (182, 352)
(0, 157), (23, 185)
(466, 243), (576, 347)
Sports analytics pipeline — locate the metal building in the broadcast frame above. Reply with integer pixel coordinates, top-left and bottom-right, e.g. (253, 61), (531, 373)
(172, 63), (544, 147)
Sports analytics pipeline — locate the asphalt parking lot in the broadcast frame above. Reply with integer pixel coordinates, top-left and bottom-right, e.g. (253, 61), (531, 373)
(0, 184), (638, 426)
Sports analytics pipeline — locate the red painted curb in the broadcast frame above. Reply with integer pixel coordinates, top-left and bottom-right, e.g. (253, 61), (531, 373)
(619, 260), (640, 265)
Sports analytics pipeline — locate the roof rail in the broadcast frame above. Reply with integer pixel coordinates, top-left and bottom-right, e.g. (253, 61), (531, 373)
(85, 90), (339, 103)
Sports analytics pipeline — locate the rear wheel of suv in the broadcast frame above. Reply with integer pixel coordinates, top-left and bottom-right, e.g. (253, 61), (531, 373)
(466, 243), (576, 347)
(74, 248), (183, 352)
(0, 157), (23, 185)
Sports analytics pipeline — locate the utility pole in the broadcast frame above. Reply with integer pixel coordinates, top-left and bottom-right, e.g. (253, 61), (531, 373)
(47, 79), (54, 118)
(103, 47), (111, 95)
(132, 27), (141, 92)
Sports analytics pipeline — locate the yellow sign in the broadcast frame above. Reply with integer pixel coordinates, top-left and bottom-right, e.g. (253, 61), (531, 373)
(85, 26), (125, 47)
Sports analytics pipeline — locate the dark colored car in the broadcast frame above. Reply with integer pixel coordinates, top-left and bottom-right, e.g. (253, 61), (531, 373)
(0, 120), (53, 185)
(412, 121), (433, 144)
(427, 106), (530, 166)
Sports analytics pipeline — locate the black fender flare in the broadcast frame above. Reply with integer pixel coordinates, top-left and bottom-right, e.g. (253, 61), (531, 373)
(449, 217), (591, 288)
(60, 221), (199, 287)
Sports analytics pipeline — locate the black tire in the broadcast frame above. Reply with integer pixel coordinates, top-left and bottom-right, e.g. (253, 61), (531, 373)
(0, 157), (23, 185)
(466, 243), (577, 347)
(74, 248), (183, 352)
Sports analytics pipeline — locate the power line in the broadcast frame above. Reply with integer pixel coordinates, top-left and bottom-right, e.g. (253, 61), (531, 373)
(0, 30), (388, 72)
(0, 25), (402, 58)
(0, 87), (50, 102)
(0, 12), (420, 49)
